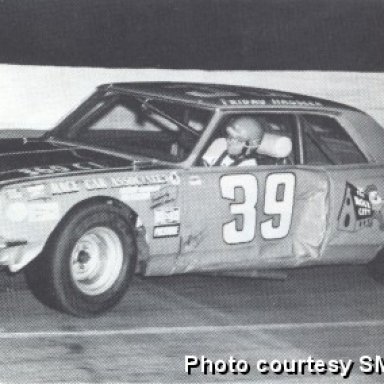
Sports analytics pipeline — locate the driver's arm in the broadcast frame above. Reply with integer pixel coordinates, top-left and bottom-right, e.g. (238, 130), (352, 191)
(201, 137), (227, 166)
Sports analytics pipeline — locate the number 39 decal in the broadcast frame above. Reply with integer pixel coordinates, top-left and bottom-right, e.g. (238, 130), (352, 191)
(220, 173), (295, 244)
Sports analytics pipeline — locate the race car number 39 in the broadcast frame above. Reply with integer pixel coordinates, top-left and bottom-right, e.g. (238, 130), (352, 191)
(220, 173), (296, 244)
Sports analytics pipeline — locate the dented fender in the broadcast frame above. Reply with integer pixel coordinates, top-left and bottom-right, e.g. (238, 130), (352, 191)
(0, 169), (182, 272)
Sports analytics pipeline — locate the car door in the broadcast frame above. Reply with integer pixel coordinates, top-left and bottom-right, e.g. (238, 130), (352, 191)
(178, 112), (301, 273)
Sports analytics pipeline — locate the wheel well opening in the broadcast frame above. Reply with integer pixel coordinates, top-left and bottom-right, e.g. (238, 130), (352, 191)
(43, 196), (140, 253)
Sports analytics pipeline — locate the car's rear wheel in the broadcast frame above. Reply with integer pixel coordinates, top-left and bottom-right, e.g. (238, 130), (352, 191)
(25, 203), (137, 317)
(367, 249), (384, 284)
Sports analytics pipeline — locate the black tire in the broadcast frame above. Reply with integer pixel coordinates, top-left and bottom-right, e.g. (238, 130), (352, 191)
(25, 203), (137, 317)
(25, 251), (60, 311)
(367, 250), (384, 284)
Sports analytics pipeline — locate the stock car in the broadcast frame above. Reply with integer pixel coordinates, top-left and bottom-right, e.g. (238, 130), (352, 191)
(1, 82), (384, 317)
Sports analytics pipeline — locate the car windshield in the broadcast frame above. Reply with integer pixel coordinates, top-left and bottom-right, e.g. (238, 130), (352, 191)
(51, 90), (213, 162)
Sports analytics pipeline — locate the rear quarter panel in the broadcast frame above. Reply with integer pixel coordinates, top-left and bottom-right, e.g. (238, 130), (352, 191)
(321, 164), (384, 263)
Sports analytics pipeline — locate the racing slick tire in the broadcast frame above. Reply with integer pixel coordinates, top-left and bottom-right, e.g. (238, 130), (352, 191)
(367, 249), (384, 284)
(25, 203), (137, 317)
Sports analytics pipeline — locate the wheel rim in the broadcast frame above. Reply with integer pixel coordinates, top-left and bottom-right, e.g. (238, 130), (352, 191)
(70, 226), (124, 296)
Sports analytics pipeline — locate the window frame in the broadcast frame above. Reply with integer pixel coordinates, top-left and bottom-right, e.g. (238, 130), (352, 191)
(297, 113), (368, 166)
(55, 92), (215, 164)
(192, 110), (301, 167)
(191, 109), (369, 168)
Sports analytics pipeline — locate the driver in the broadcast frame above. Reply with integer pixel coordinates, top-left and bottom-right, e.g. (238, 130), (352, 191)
(203, 116), (265, 166)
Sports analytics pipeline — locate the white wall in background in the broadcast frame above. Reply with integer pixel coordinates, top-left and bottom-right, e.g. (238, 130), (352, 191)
(0, 64), (383, 129)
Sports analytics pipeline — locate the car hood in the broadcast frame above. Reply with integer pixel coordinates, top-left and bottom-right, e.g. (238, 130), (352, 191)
(0, 139), (166, 185)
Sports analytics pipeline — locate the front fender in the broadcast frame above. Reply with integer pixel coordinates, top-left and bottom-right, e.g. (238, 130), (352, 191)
(0, 169), (181, 272)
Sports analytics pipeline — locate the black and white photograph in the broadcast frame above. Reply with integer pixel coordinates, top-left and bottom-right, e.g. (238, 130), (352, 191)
(0, 0), (384, 382)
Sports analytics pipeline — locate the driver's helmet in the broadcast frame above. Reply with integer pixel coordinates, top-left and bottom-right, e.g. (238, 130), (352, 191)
(226, 116), (265, 148)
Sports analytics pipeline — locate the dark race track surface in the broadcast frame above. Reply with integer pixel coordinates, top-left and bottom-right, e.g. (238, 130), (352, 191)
(0, 265), (384, 383)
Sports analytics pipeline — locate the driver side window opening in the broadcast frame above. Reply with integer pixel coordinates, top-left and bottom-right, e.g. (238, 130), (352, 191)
(198, 113), (297, 167)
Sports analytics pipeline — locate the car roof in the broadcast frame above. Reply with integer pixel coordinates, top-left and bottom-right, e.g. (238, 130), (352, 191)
(101, 82), (359, 112)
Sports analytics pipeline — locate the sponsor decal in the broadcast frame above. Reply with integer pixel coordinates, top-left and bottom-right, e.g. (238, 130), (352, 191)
(119, 185), (161, 201)
(153, 224), (180, 238)
(220, 98), (323, 107)
(110, 172), (180, 188)
(83, 177), (109, 190)
(25, 184), (49, 200)
(33, 177), (108, 196)
(221, 99), (267, 106)
(338, 183), (384, 232)
(50, 180), (80, 195)
(110, 174), (168, 187)
(50, 177), (109, 195)
(150, 185), (178, 208)
(270, 99), (323, 107)
(18, 162), (102, 177)
(154, 207), (180, 226)
(182, 228), (206, 252)
(71, 162), (104, 170)
(19, 165), (71, 177)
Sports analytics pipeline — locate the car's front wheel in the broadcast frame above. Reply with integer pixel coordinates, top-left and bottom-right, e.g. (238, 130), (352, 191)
(25, 203), (137, 317)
